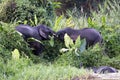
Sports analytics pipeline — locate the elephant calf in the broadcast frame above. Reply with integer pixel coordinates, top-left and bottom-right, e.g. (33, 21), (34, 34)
(56, 27), (103, 47)
(16, 24), (55, 55)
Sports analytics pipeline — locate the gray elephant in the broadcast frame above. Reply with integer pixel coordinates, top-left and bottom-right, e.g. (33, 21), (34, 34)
(56, 27), (103, 47)
(27, 41), (45, 55)
(92, 66), (118, 74)
(16, 24), (55, 41)
(16, 24), (55, 55)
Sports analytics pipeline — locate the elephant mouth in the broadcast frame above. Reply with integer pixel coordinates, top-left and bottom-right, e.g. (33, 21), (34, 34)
(53, 33), (56, 37)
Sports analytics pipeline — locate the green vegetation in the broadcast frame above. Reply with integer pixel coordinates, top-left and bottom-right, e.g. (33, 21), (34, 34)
(0, 0), (120, 79)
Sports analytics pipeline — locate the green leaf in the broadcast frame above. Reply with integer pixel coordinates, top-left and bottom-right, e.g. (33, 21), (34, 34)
(34, 14), (38, 26)
(53, 15), (64, 31)
(0, 26), (3, 31)
(101, 16), (106, 25)
(79, 39), (86, 53)
(75, 48), (80, 56)
(49, 36), (54, 47)
(12, 49), (20, 60)
(24, 20), (28, 25)
(64, 33), (74, 48)
(30, 19), (34, 26)
(74, 36), (81, 48)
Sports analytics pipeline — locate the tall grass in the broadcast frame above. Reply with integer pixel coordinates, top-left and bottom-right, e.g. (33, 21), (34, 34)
(0, 57), (90, 80)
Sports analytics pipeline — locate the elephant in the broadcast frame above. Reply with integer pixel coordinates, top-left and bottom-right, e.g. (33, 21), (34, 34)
(16, 24), (55, 55)
(92, 66), (118, 74)
(56, 27), (103, 47)
(16, 24), (55, 41)
(27, 41), (45, 55)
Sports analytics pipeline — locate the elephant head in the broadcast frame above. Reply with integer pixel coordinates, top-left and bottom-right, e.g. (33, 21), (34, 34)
(35, 25), (56, 40)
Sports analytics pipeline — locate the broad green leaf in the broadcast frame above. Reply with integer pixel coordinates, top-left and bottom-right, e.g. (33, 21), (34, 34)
(49, 36), (54, 47)
(101, 16), (106, 25)
(64, 33), (74, 48)
(24, 20), (28, 25)
(74, 36), (81, 48)
(12, 49), (20, 60)
(75, 48), (80, 56)
(79, 39), (86, 53)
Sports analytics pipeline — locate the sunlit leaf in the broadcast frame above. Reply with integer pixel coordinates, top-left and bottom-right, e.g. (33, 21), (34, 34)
(75, 48), (80, 56)
(92, 43), (101, 52)
(53, 15), (64, 31)
(66, 17), (75, 27)
(59, 48), (69, 53)
(53, 2), (61, 9)
(101, 16), (106, 25)
(34, 14), (38, 26)
(30, 19), (34, 25)
(74, 36), (81, 48)
(12, 49), (20, 60)
(64, 33), (74, 48)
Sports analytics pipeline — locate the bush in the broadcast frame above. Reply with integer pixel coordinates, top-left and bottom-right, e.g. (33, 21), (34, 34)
(0, 22), (32, 60)
(0, 0), (58, 26)
(55, 44), (104, 68)
(100, 55), (120, 69)
(86, 0), (120, 58)
(104, 31), (120, 57)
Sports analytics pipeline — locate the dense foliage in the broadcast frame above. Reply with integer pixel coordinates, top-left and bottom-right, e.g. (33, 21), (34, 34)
(0, 0), (120, 79)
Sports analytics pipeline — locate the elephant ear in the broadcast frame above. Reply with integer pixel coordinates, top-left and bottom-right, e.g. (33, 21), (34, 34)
(39, 28), (47, 39)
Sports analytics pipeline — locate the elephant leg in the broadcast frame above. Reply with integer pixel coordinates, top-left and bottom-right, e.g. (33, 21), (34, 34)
(28, 41), (44, 55)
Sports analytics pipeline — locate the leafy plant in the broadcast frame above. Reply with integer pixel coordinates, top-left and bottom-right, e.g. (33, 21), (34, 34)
(60, 33), (86, 56)
(0, 22), (32, 60)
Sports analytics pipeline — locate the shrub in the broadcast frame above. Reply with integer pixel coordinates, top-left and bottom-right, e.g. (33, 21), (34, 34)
(55, 44), (104, 68)
(85, 0), (120, 58)
(0, 57), (32, 79)
(100, 55), (120, 69)
(0, 0), (59, 26)
(0, 22), (32, 60)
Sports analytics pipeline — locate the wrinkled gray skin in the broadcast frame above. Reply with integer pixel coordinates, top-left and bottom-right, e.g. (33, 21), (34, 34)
(56, 27), (103, 47)
(27, 41), (45, 55)
(16, 24), (55, 55)
(92, 66), (118, 74)
(16, 24), (55, 41)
